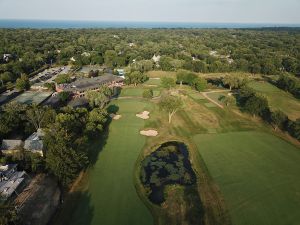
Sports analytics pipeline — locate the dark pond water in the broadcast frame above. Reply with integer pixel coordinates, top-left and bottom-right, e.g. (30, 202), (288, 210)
(140, 141), (196, 205)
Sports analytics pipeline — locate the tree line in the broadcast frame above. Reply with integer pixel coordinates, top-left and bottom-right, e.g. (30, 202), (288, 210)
(236, 86), (300, 141)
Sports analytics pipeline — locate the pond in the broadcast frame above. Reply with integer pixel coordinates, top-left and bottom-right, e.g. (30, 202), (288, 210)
(140, 141), (197, 205)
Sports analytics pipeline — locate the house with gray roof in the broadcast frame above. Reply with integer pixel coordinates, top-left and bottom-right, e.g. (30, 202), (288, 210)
(24, 129), (45, 156)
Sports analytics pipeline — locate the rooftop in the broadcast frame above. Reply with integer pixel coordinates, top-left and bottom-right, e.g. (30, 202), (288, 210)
(24, 130), (44, 151)
(62, 74), (124, 92)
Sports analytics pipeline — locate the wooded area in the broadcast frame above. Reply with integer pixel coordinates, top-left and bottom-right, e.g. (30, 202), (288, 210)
(0, 28), (299, 89)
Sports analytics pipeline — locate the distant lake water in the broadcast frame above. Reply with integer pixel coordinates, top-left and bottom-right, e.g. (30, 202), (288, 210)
(0, 19), (299, 29)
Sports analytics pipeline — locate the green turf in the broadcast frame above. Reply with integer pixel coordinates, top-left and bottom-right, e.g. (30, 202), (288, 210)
(193, 131), (300, 225)
(144, 78), (161, 86)
(119, 88), (144, 97)
(153, 89), (161, 97)
(120, 87), (160, 98)
(247, 81), (300, 120)
(204, 102), (217, 108)
(187, 91), (206, 100)
(206, 92), (229, 105)
(65, 99), (153, 225)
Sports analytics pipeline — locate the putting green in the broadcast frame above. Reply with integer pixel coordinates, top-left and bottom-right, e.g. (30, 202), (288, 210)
(193, 131), (300, 225)
(63, 99), (153, 225)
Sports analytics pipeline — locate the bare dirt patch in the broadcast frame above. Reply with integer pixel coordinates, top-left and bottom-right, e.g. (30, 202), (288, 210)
(140, 130), (158, 137)
(14, 174), (60, 225)
(110, 113), (122, 120)
(136, 111), (150, 119)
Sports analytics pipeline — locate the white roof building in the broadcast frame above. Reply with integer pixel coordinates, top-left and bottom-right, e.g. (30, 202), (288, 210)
(152, 55), (161, 63)
(81, 52), (91, 57)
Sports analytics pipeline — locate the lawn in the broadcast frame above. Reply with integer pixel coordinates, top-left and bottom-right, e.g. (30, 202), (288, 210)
(193, 131), (300, 225)
(146, 70), (176, 78)
(205, 91), (230, 105)
(54, 99), (153, 225)
(187, 90), (206, 100)
(119, 87), (145, 97)
(120, 87), (161, 97)
(247, 81), (300, 120)
(144, 78), (161, 86)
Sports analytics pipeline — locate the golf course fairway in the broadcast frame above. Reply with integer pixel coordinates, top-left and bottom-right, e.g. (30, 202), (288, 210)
(60, 99), (153, 225)
(193, 131), (300, 225)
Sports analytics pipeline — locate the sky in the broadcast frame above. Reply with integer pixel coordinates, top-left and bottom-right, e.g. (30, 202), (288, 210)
(0, 0), (299, 24)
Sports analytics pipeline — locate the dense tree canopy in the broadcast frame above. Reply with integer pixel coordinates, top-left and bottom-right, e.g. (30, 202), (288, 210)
(0, 28), (299, 89)
(125, 71), (148, 86)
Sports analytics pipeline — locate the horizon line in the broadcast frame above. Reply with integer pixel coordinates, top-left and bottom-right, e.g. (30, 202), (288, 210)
(0, 18), (300, 26)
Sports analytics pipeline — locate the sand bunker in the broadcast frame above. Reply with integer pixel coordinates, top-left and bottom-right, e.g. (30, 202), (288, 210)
(136, 111), (150, 119)
(140, 130), (158, 137)
(110, 114), (122, 120)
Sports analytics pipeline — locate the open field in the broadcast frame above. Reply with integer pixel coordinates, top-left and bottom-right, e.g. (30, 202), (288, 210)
(53, 99), (153, 225)
(146, 71), (262, 81)
(146, 70), (176, 78)
(144, 78), (162, 86)
(247, 81), (300, 120)
(120, 87), (161, 97)
(119, 87), (145, 97)
(193, 131), (300, 225)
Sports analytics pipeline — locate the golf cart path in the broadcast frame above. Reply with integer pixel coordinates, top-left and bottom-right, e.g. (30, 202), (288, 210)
(201, 89), (231, 109)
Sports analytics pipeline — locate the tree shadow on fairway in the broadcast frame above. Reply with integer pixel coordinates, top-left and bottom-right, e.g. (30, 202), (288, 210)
(88, 104), (120, 166)
(51, 191), (94, 225)
(183, 186), (205, 225)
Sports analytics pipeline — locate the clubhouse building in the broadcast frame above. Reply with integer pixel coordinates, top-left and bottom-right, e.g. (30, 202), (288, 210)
(56, 74), (124, 98)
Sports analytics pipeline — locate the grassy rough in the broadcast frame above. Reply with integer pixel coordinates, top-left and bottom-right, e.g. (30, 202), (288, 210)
(193, 131), (300, 225)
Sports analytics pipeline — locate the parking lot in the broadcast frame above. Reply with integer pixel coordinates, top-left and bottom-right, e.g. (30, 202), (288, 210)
(30, 66), (71, 84)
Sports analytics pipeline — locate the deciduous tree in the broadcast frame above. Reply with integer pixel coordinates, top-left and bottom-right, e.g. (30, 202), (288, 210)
(159, 95), (183, 123)
(16, 74), (30, 91)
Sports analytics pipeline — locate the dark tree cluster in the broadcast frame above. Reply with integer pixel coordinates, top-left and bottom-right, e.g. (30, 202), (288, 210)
(176, 69), (207, 91)
(237, 86), (300, 141)
(125, 71), (148, 86)
(276, 74), (300, 98)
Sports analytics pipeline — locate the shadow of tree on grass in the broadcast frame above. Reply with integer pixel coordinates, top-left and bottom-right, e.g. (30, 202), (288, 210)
(51, 191), (94, 225)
